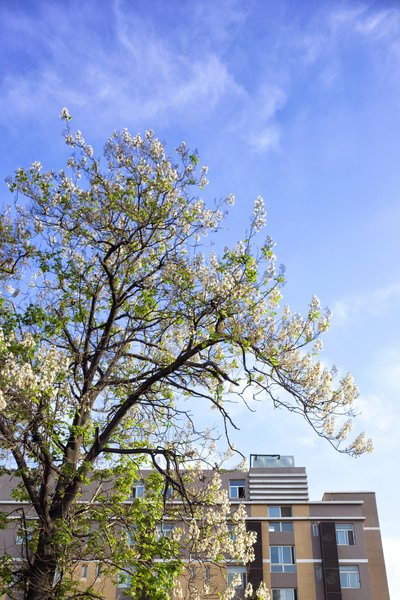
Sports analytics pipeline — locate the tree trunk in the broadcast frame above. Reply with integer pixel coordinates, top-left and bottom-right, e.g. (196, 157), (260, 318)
(25, 534), (59, 600)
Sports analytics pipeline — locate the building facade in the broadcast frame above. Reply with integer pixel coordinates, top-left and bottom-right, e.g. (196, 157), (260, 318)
(222, 454), (390, 600)
(0, 455), (390, 599)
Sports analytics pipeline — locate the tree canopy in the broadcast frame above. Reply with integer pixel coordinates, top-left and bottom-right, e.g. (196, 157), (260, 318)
(0, 109), (371, 599)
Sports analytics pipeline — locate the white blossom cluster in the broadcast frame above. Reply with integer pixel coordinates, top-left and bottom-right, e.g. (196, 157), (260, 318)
(188, 495), (255, 564)
(0, 328), (69, 411)
(172, 469), (258, 600)
(253, 195), (266, 231)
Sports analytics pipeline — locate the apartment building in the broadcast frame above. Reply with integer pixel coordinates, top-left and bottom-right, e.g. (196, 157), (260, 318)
(221, 454), (390, 600)
(0, 455), (390, 599)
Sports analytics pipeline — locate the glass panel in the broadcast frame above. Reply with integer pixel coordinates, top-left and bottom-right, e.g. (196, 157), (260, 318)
(284, 564), (296, 573)
(127, 531), (135, 546)
(269, 522), (293, 532)
(269, 506), (280, 517)
(340, 571), (347, 587)
(282, 546), (294, 563)
(228, 524), (237, 540)
(336, 530), (346, 544)
(336, 523), (355, 545)
(133, 484), (144, 498)
(270, 546), (280, 563)
(272, 590), (295, 600)
(251, 455), (294, 468)
(227, 566), (246, 588)
(118, 572), (131, 589)
(229, 480), (246, 498)
(340, 566), (360, 588)
(162, 524), (174, 537)
(271, 564), (283, 573)
(270, 546), (295, 573)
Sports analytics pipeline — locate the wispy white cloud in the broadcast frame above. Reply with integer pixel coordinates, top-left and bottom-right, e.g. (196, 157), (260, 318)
(2, 0), (400, 156)
(0, 0), (242, 131)
(332, 282), (400, 325)
(0, 0), (288, 154)
(236, 85), (287, 152)
(330, 5), (400, 39)
(329, 5), (400, 62)
(354, 9), (400, 39)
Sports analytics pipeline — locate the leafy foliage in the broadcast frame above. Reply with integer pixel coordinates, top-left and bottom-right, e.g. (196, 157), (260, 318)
(0, 111), (371, 599)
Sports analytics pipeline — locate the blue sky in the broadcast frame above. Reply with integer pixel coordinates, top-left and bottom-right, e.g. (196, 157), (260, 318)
(1, 0), (400, 596)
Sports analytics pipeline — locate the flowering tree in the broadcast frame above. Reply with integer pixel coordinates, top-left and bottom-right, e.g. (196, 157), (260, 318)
(0, 110), (371, 599)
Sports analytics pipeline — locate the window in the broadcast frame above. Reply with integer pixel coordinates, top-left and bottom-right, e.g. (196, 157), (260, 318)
(269, 521), (293, 533)
(336, 523), (355, 545)
(118, 572), (132, 589)
(229, 479), (246, 499)
(81, 564), (88, 579)
(312, 523), (319, 537)
(204, 565), (211, 582)
(340, 565), (360, 589)
(132, 482), (144, 498)
(268, 506), (292, 518)
(16, 524), (34, 545)
(315, 565), (323, 580)
(270, 546), (296, 573)
(127, 529), (136, 546)
(95, 564), (102, 579)
(227, 565), (247, 588)
(228, 523), (237, 541)
(162, 523), (174, 537)
(156, 523), (174, 540)
(272, 590), (297, 600)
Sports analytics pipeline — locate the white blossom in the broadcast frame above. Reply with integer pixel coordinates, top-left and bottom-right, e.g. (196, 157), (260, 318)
(253, 195), (266, 231)
(60, 107), (72, 121)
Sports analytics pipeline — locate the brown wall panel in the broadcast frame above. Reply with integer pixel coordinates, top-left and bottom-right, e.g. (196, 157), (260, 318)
(246, 520), (263, 590)
(319, 521), (342, 600)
